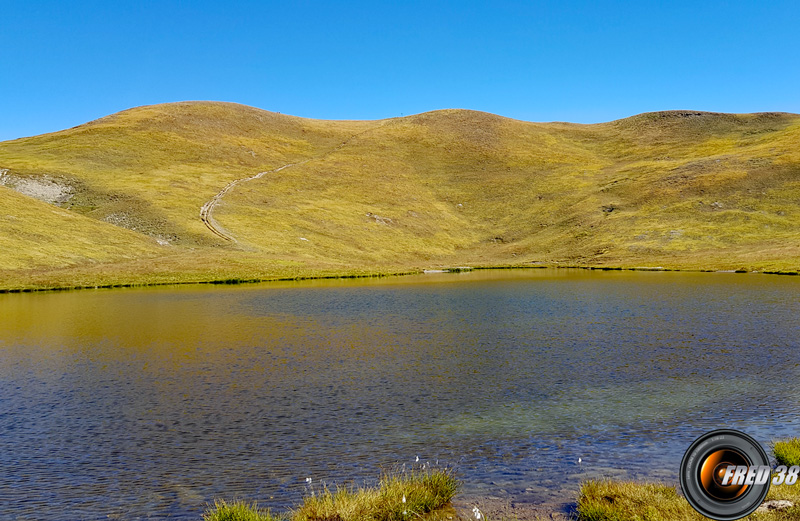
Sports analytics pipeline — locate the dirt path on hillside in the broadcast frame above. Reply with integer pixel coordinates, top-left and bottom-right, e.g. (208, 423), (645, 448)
(199, 127), (380, 242)
(200, 162), (303, 241)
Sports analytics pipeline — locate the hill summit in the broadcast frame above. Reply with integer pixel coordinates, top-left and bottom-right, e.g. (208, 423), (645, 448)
(1, 102), (799, 289)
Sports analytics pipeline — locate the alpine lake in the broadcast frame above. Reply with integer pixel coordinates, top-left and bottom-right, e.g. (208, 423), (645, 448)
(2, 268), (799, 520)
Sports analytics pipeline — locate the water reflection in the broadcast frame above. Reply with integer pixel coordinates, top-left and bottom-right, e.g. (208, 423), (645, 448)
(1, 270), (799, 520)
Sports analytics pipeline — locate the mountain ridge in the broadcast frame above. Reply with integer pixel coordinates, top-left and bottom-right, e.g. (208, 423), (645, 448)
(1, 102), (798, 290)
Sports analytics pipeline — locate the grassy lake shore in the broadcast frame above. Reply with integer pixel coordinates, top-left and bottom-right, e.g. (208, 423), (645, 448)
(205, 439), (800, 521)
(1, 262), (798, 294)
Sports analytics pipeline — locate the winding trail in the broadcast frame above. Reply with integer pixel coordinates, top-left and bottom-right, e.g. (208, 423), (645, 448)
(199, 127), (379, 242)
(200, 162), (306, 242)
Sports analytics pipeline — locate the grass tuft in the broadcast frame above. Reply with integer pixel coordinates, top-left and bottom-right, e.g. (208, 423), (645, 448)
(576, 479), (702, 521)
(773, 438), (800, 467)
(576, 475), (800, 520)
(205, 470), (458, 521)
(293, 469), (459, 521)
(203, 499), (280, 521)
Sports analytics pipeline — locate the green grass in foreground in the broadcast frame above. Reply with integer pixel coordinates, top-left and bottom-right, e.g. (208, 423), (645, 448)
(577, 477), (800, 521)
(773, 438), (800, 467)
(204, 470), (459, 521)
(577, 480), (702, 521)
(204, 499), (281, 521)
(576, 437), (800, 520)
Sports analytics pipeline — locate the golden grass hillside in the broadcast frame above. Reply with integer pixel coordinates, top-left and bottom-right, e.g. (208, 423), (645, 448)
(1, 102), (798, 290)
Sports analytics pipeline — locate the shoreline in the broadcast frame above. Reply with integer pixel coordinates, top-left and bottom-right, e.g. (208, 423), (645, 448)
(1, 262), (798, 295)
(453, 492), (577, 521)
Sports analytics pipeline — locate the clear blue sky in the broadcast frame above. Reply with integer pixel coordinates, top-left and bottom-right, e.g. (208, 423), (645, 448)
(1, 0), (798, 141)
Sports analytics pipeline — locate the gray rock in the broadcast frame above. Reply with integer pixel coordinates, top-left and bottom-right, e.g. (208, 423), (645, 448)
(755, 499), (793, 513)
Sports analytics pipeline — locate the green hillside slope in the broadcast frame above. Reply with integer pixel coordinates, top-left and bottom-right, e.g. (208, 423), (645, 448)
(1, 102), (798, 290)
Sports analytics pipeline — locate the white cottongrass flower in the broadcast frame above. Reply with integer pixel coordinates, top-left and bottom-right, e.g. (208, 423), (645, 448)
(402, 495), (406, 503)
(473, 506), (483, 520)
(415, 455), (419, 462)
(306, 477), (312, 483)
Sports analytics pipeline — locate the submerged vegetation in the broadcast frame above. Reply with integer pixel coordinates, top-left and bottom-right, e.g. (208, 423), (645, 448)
(203, 470), (459, 521)
(1, 102), (800, 290)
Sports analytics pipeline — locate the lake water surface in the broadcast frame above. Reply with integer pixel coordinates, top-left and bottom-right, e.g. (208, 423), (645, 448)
(1, 269), (799, 520)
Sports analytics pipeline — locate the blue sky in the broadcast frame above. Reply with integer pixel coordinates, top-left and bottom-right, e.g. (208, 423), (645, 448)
(1, 1), (798, 141)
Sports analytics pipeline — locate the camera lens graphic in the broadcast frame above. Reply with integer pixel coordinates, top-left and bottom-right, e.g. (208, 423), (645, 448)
(699, 448), (750, 501)
(680, 430), (771, 520)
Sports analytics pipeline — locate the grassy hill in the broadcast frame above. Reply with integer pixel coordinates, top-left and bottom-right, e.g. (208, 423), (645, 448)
(1, 102), (798, 290)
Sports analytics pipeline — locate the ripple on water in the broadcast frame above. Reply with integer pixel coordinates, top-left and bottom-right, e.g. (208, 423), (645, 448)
(1, 270), (799, 519)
